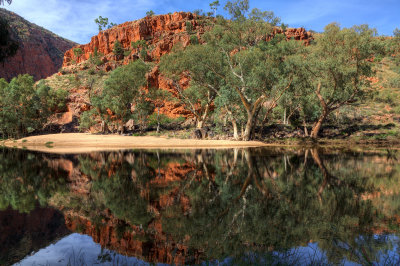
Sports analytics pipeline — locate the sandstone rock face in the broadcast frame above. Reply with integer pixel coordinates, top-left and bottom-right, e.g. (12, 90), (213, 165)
(63, 12), (198, 67)
(268, 27), (313, 45)
(0, 9), (76, 81)
(56, 13), (313, 130)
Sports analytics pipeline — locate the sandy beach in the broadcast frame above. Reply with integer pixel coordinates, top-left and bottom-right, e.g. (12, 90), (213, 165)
(2, 133), (270, 154)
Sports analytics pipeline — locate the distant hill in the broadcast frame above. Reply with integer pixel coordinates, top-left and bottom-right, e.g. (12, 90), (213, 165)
(0, 8), (77, 81)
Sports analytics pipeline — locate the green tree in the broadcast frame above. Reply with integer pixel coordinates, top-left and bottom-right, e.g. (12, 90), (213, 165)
(89, 60), (150, 131)
(73, 47), (83, 58)
(224, 0), (249, 21)
(0, 75), (68, 138)
(160, 44), (226, 128)
(113, 40), (124, 57)
(146, 10), (155, 17)
(148, 89), (172, 133)
(209, 0), (220, 17)
(94, 16), (116, 32)
(201, 6), (296, 140)
(305, 23), (379, 138)
(131, 40), (148, 60)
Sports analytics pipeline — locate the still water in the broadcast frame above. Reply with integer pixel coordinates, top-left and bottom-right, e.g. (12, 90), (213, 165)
(1, 147), (400, 265)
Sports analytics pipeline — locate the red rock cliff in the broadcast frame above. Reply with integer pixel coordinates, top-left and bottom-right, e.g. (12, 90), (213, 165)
(54, 13), (313, 130)
(0, 8), (76, 81)
(62, 12), (200, 67)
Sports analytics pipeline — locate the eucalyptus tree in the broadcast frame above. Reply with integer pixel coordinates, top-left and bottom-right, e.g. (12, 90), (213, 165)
(161, 0), (303, 140)
(203, 5), (303, 140)
(160, 44), (227, 128)
(89, 60), (150, 132)
(305, 23), (379, 138)
(0, 75), (68, 138)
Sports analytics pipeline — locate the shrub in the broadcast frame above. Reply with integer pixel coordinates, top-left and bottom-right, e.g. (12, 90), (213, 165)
(146, 10), (155, 16)
(95, 58), (103, 66)
(79, 109), (97, 131)
(88, 68), (96, 75)
(73, 48), (83, 58)
(388, 76), (400, 89)
(186, 21), (193, 33)
(148, 113), (172, 127)
(113, 40), (124, 56)
(190, 35), (199, 45)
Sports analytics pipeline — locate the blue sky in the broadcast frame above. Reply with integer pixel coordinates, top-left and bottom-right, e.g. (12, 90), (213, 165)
(3, 0), (399, 44)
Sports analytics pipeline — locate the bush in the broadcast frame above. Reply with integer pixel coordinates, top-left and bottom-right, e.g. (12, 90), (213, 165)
(113, 40), (124, 56)
(0, 76), (69, 138)
(146, 10), (155, 16)
(190, 35), (199, 45)
(79, 109), (97, 131)
(88, 68), (96, 75)
(388, 76), (400, 88)
(148, 113), (172, 127)
(73, 48), (83, 58)
(186, 21), (193, 33)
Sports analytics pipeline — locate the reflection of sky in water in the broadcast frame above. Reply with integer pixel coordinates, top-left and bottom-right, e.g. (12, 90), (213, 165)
(14, 233), (400, 265)
(14, 233), (161, 266)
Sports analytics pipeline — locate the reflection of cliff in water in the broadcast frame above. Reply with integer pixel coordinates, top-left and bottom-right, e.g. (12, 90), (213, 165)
(0, 207), (69, 265)
(1, 147), (400, 264)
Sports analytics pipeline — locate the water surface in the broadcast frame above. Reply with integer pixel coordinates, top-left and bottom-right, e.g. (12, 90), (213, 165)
(1, 147), (400, 265)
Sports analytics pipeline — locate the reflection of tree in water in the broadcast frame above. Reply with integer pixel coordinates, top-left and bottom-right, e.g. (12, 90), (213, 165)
(160, 148), (398, 264)
(0, 148), (70, 265)
(1, 147), (400, 264)
(66, 148), (400, 264)
(0, 148), (69, 213)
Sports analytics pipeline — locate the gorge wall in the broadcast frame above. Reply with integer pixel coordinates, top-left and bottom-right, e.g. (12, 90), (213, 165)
(55, 13), (312, 130)
(0, 8), (76, 81)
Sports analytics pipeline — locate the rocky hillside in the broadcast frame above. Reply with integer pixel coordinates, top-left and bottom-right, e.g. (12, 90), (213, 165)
(45, 12), (312, 132)
(0, 8), (77, 81)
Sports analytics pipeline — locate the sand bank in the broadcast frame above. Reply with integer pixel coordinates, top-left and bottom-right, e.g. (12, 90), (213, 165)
(2, 133), (270, 154)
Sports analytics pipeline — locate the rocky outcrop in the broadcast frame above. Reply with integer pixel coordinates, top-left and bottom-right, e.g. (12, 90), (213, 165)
(268, 27), (313, 45)
(62, 12), (200, 67)
(55, 13), (313, 129)
(0, 8), (76, 81)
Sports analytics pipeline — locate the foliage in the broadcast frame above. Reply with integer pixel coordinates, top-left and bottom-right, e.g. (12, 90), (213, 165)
(162, 4), (299, 139)
(209, 0), (220, 17)
(131, 40), (148, 60)
(112, 40), (124, 56)
(0, 148), (69, 213)
(73, 48), (83, 58)
(94, 16), (116, 31)
(0, 75), (68, 138)
(79, 108), (97, 131)
(185, 21), (193, 34)
(189, 35), (199, 44)
(85, 60), (150, 130)
(193, 9), (204, 16)
(303, 23), (380, 137)
(387, 76), (400, 89)
(160, 43), (227, 128)
(146, 10), (155, 17)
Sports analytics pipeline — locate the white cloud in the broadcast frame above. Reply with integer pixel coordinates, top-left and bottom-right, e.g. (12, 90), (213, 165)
(5, 0), (158, 44)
